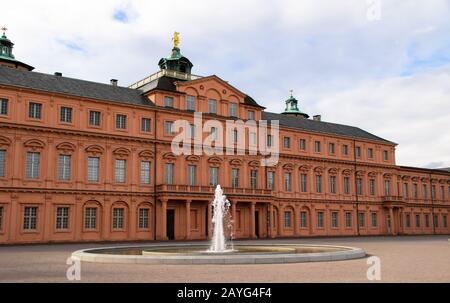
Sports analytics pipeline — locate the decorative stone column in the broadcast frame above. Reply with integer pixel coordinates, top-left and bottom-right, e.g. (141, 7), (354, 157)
(269, 203), (275, 238)
(186, 200), (191, 240)
(207, 201), (212, 240)
(278, 204), (283, 236)
(250, 202), (256, 239)
(389, 207), (395, 235)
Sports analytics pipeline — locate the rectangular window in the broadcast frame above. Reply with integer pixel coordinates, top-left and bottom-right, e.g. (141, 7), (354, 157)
(23, 206), (38, 230)
(369, 179), (375, 195)
(314, 141), (321, 152)
(249, 132), (257, 145)
(403, 183), (409, 199)
(422, 184), (427, 199)
(208, 99), (217, 114)
(344, 176), (350, 194)
(84, 207), (97, 229)
(300, 211), (307, 228)
(189, 124), (196, 139)
(112, 208), (124, 229)
(229, 103), (237, 117)
(26, 152), (40, 179)
(0, 206), (3, 230)
(139, 208), (149, 229)
(210, 167), (218, 186)
(58, 154), (71, 181)
(116, 114), (127, 129)
(315, 175), (322, 193)
(165, 163), (174, 185)
(89, 111), (101, 126)
(186, 95), (196, 111)
(443, 215), (448, 228)
(141, 118), (151, 132)
(284, 172), (292, 192)
(188, 165), (197, 186)
(384, 180), (391, 196)
(355, 146), (361, 158)
(329, 143), (335, 154)
(299, 139), (306, 150)
(342, 144), (348, 155)
(284, 211), (292, 228)
(440, 186), (445, 200)
(425, 214), (430, 228)
(211, 127), (218, 140)
(283, 137), (290, 149)
(317, 212), (324, 228)
(0, 98), (8, 115)
(434, 214), (439, 228)
(331, 212), (338, 228)
(56, 207), (69, 230)
(413, 184), (418, 199)
(356, 178), (363, 195)
(60, 106), (72, 123)
(0, 149), (6, 177)
(164, 121), (174, 135)
(358, 212), (365, 228)
(345, 212), (352, 228)
(87, 157), (99, 182)
(267, 135), (273, 147)
(250, 170), (257, 189)
(383, 150), (389, 161)
(415, 214), (420, 227)
(247, 110), (255, 120)
(330, 176), (336, 194)
(115, 159), (126, 183)
(28, 102), (42, 119)
(140, 161), (151, 184)
(231, 168), (239, 188)
(267, 171), (275, 190)
(431, 185), (436, 200)
(164, 96), (174, 108)
(406, 214), (411, 228)
(232, 129), (238, 144)
(300, 173), (307, 192)
(368, 148), (374, 159)
(371, 212), (377, 227)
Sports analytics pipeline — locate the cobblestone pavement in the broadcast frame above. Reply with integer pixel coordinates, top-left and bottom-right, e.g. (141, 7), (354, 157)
(1, 235), (449, 282)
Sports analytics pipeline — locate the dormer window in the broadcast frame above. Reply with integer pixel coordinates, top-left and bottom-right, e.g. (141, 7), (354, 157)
(247, 110), (255, 120)
(229, 103), (237, 117)
(186, 95), (196, 111)
(208, 99), (217, 114)
(164, 96), (174, 108)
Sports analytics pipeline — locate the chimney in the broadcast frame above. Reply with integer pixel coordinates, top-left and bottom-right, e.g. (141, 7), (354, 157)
(54, 72), (62, 76)
(110, 79), (118, 86)
(313, 115), (321, 121)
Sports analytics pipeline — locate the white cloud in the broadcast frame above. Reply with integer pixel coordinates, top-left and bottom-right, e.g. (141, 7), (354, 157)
(2, 0), (450, 168)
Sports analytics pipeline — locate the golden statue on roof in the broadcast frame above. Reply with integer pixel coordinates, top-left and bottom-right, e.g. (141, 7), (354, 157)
(172, 31), (180, 48)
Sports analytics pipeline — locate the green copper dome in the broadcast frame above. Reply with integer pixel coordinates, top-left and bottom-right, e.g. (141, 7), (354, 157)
(282, 93), (309, 118)
(0, 28), (34, 71)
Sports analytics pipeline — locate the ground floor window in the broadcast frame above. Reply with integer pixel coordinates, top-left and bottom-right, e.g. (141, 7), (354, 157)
(300, 211), (307, 228)
(405, 214), (411, 228)
(415, 214), (420, 228)
(56, 207), (69, 230)
(112, 208), (124, 229)
(139, 208), (149, 229)
(425, 214), (430, 228)
(85, 207), (97, 229)
(0, 206), (3, 230)
(345, 212), (352, 228)
(358, 212), (365, 228)
(443, 215), (448, 228)
(284, 211), (292, 228)
(331, 212), (338, 228)
(371, 212), (378, 227)
(317, 211), (324, 228)
(23, 206), (38, 230)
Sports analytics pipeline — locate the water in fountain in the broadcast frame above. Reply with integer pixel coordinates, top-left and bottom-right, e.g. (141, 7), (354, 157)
(208, 185), (233, 253)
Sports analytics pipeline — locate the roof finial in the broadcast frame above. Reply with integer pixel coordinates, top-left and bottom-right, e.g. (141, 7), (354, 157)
(172, 31), (180, 48)
(289, 89), (293, 97)
(1, 26), (7, 37)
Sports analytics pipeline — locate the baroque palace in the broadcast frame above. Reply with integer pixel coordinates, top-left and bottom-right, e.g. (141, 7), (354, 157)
(0, 31), (449, 244)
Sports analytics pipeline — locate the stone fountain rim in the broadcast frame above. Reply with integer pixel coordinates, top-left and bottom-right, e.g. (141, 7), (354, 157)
(71, 243), (366, 265)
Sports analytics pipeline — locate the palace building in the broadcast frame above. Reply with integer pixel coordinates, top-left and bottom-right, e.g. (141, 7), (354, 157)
(0, 31), (449, 244)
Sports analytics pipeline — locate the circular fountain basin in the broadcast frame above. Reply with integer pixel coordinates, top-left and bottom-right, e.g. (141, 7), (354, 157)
(72, 243), (366, 264)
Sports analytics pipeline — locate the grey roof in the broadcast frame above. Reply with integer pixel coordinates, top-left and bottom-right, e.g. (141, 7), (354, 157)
(262, 111), (395, 144)
(0, 66), (153, 107)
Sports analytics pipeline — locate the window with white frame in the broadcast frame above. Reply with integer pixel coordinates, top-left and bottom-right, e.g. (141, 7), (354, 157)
(284, 172), (291, 192)
(188, 165), (197, 186)
(267, 134), (273, 147)
(344, 176), (350, 194)
(403, 183), (409, 199)
(23, 206), (38, 230)
(140, 161), (151, 184)
(383, 150), (388, 161)
(422, 184), (427, 199)
(141, 118), (151, 132)
(284, 211), (292, 228)
(356, 177), (363, 195)
(300, 211), (307, 228)
(267, 171), (275, 190)
(115, 159), (126, 183)
(112, 208), (124, 229)
(384, 180), (391, 196)
(299, 139), (306, 151)
(330, 176), (337, 194)
(329, 143), (335, 154)
(164, 96), (174, 108)
(355, 146), (361, 158)
(315, 175), (322, 193)
(60, 106), (72, 123)
(0, 98), (8, 115)
(165, 163), (174, 185)
(89, 111), (101, 126)
(369, 179), (376, 195)
(415, 214), (420, 227)
(84, 208), (97, 229)
(231, 168), (239, 188)
(371, 212), (377, 227)
(210, 127), (218, 140)
(342, 144), (348, 155)
(116, 114), (127, 129)
(87, 157), (99, 182)
(249, 132), (257, 145)
(28, 102), (42, 119)
(0, 149), (5, 177)
(26, 152), (40, 179)
(56, 207), (69, 229)
(139, 208), (149, 229)
(413, 183), (418, 198)
(331, 212), (338, 228)
(300, 173), (307, 192)
(368, 148), (374, 159)
(405, 213), (411, 228)
(58, 154), (71, 181)
(208, 99), (217, 114)
(164, 121), (174, 135)
(317, 211), (324, 228)
(229, 103), (237, 117)
(186, 95), (196, 111)
(283, 137), (290, 149)
(345, 212), (352, 228)
(358, 212), (365, 227)
(247, 110), (255, 120)
(210, 167), (219, 186)
(250, 170), (257, 189)
(314, 141), (321, 153)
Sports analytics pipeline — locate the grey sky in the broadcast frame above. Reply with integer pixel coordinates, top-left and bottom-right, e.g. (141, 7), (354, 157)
(3, 0), (450, 168)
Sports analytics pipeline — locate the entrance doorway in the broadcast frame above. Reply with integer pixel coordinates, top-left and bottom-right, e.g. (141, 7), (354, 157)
(166, 209), (175, 240)
(255, 210), (260, 238)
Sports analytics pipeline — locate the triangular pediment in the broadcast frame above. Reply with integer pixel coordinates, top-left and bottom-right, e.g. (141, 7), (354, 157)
(176, 75), (246, 100)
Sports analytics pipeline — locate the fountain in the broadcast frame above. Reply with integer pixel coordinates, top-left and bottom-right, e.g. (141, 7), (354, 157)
(208, 185), (233, 253)
(71, 184), (366, 264)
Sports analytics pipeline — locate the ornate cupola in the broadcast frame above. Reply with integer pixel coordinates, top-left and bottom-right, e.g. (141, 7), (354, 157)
(0, 27), (34, 71)
(282, 91), (309, 118)
(158, 32), (193, 74)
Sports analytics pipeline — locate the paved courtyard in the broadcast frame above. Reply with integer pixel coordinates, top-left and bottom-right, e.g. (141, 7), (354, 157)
(0, 235), (449, 282)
